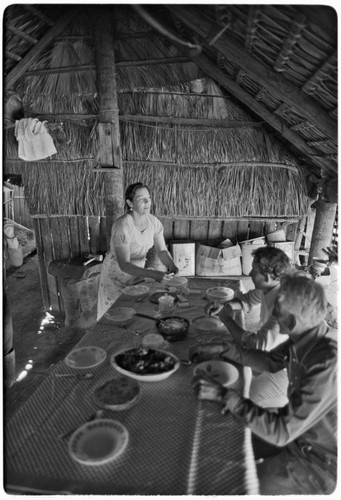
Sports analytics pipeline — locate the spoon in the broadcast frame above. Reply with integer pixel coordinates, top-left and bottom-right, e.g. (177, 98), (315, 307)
(55, 373), (94, 379)
(59, 409), (103, 440)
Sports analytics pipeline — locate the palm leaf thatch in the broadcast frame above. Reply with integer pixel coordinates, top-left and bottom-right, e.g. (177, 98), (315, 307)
(4, 28), (309, 218)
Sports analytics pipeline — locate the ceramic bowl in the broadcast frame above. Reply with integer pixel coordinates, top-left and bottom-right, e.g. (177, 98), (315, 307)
(156, 316), (190, 341)
(206, 286), (234, 304)
(193, 360), (239, 387)
(111, 347), (180, 382)
(104, 307), (136, 326)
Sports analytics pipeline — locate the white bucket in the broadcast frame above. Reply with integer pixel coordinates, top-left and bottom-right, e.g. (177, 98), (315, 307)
(240, 237), (266, 275)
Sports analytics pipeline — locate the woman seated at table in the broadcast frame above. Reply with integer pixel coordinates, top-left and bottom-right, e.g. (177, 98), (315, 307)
(97, 182), (178, 319)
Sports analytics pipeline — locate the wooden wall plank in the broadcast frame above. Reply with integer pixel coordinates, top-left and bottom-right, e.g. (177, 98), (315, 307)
(40, 217), (61, 311)
(32, 218), (50, 311)
(173, 220), (191, 239)
(190, 220), (209, 241)
(69, 216), (81, 257)
(249, 221), (265, 239)
(207, 220), (223, 241)
(99, 216), (108, 254)
(58, 216), (71, 259)
(78, 216), (90, 255)
(222, 220), (238, 242)
(88, 216), (101, 254)
(49, 217), (63, 260)
(236, 221), (250, 242)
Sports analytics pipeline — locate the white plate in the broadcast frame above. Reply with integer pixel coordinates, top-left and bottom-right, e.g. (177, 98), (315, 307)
(65, 346), (107, 369)
(69, 419), (128, 466)
(122, 285), (150, 297)
(206, 287), (234, 302)
(111, 348), (180, 382)
(193, 361), (239, 387)
(192, 316), (224, 332)
(104, 307), (136, 324)
(165, 276), (188, 287)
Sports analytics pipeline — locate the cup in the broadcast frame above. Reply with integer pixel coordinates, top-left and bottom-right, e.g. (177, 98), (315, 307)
(158, 294), (175, 315)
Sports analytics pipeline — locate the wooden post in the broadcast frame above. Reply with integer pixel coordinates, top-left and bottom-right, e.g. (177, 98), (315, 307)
(308, 195), (337, 263)
(94, 6), (124, 245)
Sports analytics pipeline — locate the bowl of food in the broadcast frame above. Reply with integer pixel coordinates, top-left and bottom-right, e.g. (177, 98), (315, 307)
(193, 360), (239, 387)
(94, 376), (141, 410)
(104, 307), (136, 326)
(191, 315), (224, 333)
(111, 347), (180, 382)
(206, 287), (234, 304)
(122, 285), (150, 300)
(156, 316), (190, 341)
(165, 276), (188, 288)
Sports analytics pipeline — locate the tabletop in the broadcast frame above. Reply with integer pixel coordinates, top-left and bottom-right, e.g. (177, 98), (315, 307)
(5, 277), (259, 495)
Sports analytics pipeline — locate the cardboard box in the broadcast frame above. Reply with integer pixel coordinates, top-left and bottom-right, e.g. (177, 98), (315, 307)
(195, 241), (242, 276)
(169, 240), (195, 276)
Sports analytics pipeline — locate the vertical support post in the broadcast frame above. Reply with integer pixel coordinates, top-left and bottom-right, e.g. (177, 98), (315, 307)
(308, 195), (337, 264)
(94, 6), (124, 246)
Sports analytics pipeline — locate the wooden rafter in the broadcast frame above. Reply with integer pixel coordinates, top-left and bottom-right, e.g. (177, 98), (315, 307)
(181, 50), (336, 175)
(21, 56), (190, 77)
(302, 51), (337, 95)
(167, 5), (337, 143)
(23, 5), (54, 26)
(274, 15), (307, 72)
(6, 24), (38, 44)
(5, 9), (78, 90)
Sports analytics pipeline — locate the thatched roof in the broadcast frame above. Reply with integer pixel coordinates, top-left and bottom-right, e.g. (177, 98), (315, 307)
(2, 4), (337, 217)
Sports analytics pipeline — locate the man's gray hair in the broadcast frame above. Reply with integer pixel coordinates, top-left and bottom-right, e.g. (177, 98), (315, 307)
(279, 272), (327, 327)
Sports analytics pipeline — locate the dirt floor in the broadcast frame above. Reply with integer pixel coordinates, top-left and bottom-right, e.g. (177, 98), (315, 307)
(4, 253), (86, 420)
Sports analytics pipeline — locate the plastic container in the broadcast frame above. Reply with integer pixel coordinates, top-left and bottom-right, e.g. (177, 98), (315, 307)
(240, 237), (265, 275)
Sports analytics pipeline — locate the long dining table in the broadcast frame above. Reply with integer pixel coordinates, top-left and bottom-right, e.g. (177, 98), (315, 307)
(5, 276), (259, 495)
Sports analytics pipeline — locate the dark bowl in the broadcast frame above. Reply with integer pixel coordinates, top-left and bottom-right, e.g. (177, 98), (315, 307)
(156, 316), (190, 342)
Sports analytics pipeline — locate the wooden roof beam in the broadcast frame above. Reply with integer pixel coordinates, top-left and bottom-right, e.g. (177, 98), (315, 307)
(5, 8), (78, 90)
(6, 24), (38, 44)
(21, 56), (190, 77)
(167, 5), (337, 143)
(23, 5), (55, 26)
(183, 50), (336, 175)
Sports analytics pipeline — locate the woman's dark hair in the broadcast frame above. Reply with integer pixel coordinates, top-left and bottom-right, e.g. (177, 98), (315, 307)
(124, 182), (150, 211)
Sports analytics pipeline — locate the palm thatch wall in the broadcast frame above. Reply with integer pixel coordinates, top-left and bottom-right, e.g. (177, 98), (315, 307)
(4, 21), (309, 219)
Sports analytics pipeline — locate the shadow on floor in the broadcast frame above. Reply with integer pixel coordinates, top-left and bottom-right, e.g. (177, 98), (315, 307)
(4, 253), (86, 420)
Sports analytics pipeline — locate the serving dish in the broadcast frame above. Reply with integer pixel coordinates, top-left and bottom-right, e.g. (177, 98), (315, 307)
(191, 315), (224, 333)
(165, 276), (188, 287)
(94, 376), (141, 410)
(104, 307), (135, 326)
(69, 419), (129, 466)
(156, 316), (189, 341)
(193, 360), (239, 387)
(122, 285), (150, 299)
(206, 286), (234, 303)
(111, 347), (180, 382)
(65, 346), (107, 369)
(149, 291), (178, 304)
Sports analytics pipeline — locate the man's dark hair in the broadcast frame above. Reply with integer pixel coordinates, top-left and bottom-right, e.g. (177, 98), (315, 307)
(252, 246), (291, 279)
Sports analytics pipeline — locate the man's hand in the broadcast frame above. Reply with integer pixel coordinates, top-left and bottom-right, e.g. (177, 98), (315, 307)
(205, 302), (224, 317)
(218, 302), (235, 323)
(191, 374), (226, 402)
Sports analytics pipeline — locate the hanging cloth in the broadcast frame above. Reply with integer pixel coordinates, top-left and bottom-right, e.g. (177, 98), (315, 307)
(15, 118), (57, 161)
